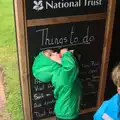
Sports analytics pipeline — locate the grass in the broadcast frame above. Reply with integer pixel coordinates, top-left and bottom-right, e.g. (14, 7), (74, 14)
(0, 0), (24, 120)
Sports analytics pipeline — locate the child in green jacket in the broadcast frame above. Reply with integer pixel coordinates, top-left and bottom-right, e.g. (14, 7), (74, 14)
(32, 48), (82, 120)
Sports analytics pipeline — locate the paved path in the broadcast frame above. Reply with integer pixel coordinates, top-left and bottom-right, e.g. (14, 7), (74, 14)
(0, 66), (5, 109)
(0, 66), (11, 120)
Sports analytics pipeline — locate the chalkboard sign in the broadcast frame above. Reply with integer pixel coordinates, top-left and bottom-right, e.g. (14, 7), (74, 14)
(28, 20), (105, 119)
(13, 0), (116, 120)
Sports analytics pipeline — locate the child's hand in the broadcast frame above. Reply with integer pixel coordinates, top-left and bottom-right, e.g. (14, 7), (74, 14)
(60, 48), (68, 55)
(69, 50), (74, 53)
(50, 52), (61, 64)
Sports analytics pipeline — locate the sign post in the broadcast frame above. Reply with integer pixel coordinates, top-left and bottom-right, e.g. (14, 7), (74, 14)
(13, 0), (116, 120)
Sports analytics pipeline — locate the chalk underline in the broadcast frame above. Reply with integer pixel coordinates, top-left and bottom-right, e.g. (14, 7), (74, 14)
(40, 42), (91, 50)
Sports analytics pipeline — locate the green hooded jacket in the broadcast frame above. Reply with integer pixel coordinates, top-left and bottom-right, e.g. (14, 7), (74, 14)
(32, 51), (82, 119)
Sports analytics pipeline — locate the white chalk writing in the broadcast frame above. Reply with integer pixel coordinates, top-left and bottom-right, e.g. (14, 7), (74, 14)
(34, 79), (42, 84)
(34, 85), (45, 92)
(34, 103), (42, 108)
(34, 93), (44, 100)
(34, 111), (46, 118)
(44, 99), (55, 106)
(36, 26), (95, 50)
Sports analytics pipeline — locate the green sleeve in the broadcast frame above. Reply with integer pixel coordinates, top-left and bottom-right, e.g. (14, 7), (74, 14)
(60, 51), (79, 84)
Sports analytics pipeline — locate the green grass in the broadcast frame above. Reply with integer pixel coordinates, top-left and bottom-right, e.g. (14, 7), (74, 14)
(0, 0), (24, 120)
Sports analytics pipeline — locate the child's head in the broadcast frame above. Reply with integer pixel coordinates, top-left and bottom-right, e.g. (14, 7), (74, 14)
(43, 48), (80, 65)
(43, 49), (61, 64)
(43, 49), (54, 58)
(112, 64), (120, 93)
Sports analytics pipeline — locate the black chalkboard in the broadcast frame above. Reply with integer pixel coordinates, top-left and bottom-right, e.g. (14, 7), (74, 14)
(27, 20), (106, 119)
(26, 0), (108, 19)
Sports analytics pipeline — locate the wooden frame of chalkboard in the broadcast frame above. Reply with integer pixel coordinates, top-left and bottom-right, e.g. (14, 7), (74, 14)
(13, 0), (116, 120)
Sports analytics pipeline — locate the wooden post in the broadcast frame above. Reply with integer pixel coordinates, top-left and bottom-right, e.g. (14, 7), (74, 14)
(13, 0), (32, 120)
(97, 0), (116, 106)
